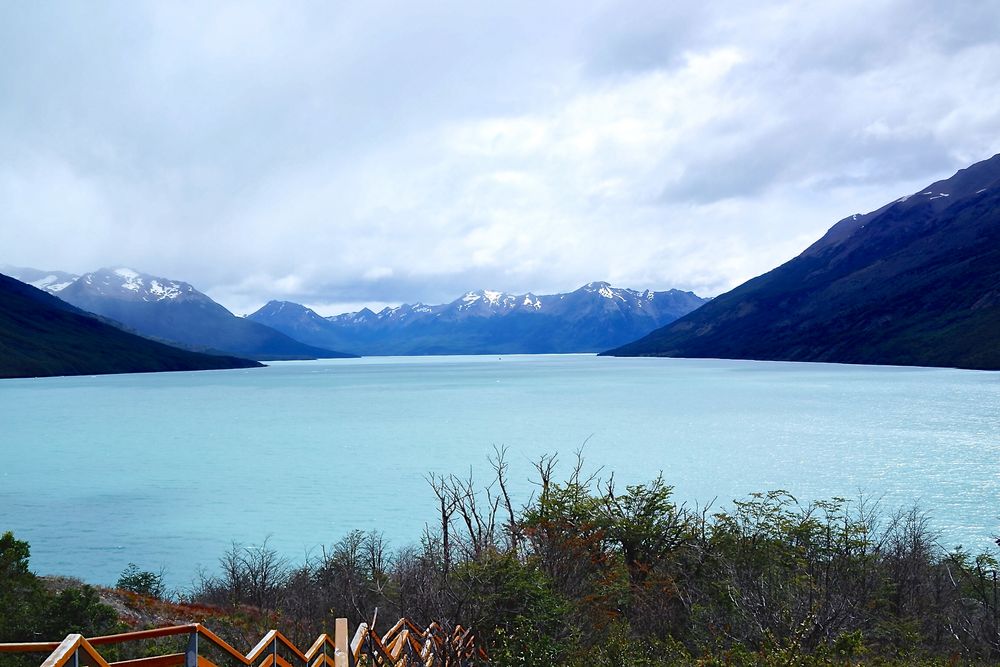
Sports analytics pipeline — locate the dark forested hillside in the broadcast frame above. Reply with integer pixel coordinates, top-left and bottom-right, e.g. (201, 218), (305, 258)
(0, 273), (262, 379)
(52, 268), (354, 361)
(606, 154), (1000, 370)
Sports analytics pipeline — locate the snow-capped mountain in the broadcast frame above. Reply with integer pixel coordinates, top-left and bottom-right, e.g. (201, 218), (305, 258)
(0, 265), (79, 292)
(0, 273), (262, 379)
(10, 266), (354, 361)
(71, 267), (206, 303)
(250, 282), (708, 355)
(3, 266), (206, 303)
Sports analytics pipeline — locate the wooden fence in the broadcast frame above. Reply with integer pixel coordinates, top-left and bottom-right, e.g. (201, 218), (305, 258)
(0, 619), (486, 667)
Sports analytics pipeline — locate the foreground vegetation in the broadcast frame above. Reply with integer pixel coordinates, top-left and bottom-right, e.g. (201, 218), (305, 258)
(3, 450), (998, 665)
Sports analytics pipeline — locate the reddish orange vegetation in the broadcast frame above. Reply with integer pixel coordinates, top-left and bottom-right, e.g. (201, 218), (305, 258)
(93, 586), (284, 647)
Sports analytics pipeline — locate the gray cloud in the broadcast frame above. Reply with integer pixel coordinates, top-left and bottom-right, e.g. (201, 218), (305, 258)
(2, 0), (1000, 316)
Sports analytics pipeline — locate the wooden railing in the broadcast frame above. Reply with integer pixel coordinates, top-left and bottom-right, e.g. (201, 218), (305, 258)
(0, 619), (486, 667)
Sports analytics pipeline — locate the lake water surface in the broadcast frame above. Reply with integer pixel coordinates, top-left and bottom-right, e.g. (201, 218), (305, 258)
(2, 355), (998, 589)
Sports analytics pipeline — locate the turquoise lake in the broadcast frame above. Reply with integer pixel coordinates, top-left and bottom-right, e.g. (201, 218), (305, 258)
(1, 354), (998, 590)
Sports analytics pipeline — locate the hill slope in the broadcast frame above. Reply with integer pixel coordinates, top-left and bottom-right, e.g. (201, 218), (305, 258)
(0, 273), (263, 379)
(50, 268), (355, 361)
(249, 283), (708, 355)
(605, 154), (1000, 370)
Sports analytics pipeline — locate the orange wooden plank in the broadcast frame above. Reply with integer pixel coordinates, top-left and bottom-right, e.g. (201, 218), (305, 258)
(255, 653), (291, 667)
(0, 642), (62, 653)
(32, 636), (114, 667)
(270, 632), (307, 663)
(349, 624), (368, 659)
(246, 632), (277, 664)
(39, 636), (83, 667)
(383, 619), (406, 642)
(303, 635), (331, 660)
(90, 626), (198, 646)
(110, 652), (185, 667)
(387, 630), (406, 661)
(283, 638), (307, 663)
(196, 626), (250, 665)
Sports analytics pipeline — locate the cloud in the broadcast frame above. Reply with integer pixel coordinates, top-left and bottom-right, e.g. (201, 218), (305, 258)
(1, 1), (999, 314)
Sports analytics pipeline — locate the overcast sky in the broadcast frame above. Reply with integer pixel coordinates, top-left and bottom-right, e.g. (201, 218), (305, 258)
(2, 1), (999, 315)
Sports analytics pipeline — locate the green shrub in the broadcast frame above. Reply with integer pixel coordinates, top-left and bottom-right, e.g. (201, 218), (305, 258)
(116, 563), (166, 599)
(0, 531), (122, 667)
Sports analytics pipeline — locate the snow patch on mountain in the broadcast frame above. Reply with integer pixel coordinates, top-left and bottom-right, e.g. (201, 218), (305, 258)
(73, 267), (200, 303)
(2, 267), (82, 293)
(116, 268), (143, 292)
(149, 280), (182, 299)
(483, 290), (502, 305)
(30, 274), (76, 292)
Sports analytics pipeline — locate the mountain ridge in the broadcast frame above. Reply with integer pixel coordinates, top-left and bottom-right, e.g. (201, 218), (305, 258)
(250, 282), (708, 355)
(604, 153), (1000, 370)
(0, 272), (263, 379)
(6, 266), (357, 361)
(0, 265), (79, 292)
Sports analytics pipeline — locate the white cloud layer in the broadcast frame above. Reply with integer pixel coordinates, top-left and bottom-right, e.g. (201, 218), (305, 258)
(2, 0), (999, 315)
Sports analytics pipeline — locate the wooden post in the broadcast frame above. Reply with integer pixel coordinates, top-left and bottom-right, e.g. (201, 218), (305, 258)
(334, 619), (348, 667)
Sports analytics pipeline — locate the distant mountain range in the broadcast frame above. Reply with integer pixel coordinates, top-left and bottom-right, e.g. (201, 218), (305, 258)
(12, 147), (997, 374)
(248, 283), (708, 355)
(605, 153), (1000, 370)
(2, 266), (356, 361)
(0, 272), (262, 379)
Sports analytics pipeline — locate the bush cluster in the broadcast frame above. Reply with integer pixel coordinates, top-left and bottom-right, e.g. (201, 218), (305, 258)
(183, 450), (1000, 665)
(116, 563), (166, 600)
(0, 532), (121, 667)
(3, 450), (998, 666)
